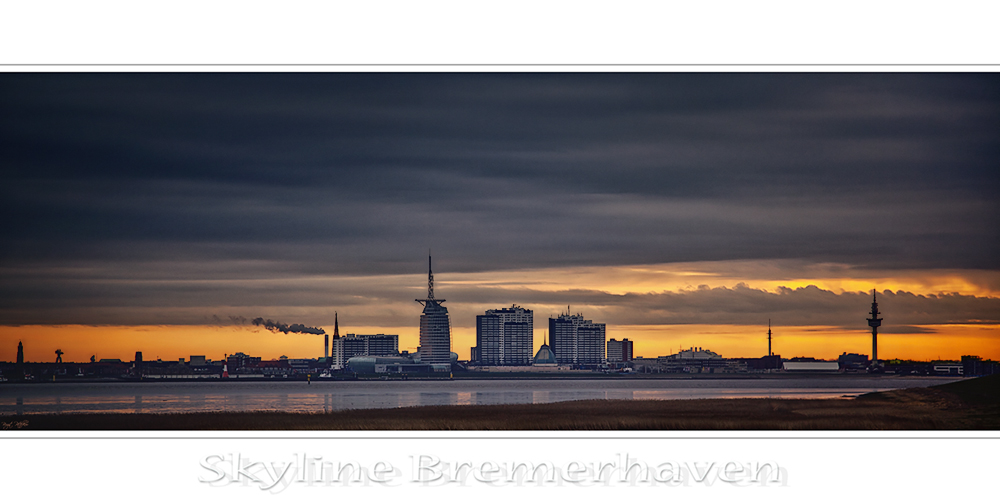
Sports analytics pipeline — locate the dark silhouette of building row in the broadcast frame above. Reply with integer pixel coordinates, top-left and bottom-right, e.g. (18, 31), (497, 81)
(962, 355), (1000, 376)
(838, 352), (869, 370)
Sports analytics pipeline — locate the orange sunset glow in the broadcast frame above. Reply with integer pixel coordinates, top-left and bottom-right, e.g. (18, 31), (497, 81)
(3, 259), (1000, 363)
(3, 321), (998, 364)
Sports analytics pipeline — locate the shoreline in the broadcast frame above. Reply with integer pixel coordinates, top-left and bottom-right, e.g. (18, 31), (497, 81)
(1, 372), (960, 385)
(2, 374), (996, 430)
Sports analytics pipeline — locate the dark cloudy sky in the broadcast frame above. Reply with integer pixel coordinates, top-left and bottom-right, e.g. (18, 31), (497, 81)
(1, 73), (998, 359)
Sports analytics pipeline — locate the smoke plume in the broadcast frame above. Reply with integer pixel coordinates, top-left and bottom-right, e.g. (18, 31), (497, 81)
(251, 317), (326, 335)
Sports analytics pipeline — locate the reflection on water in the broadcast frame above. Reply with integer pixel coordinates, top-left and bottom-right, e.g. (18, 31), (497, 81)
(0, 377), (963, 415)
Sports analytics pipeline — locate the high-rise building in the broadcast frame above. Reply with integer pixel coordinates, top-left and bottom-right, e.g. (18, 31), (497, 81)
(357, 334), (398, 356)
(333, 336), (366, 369)
(324, 313), (399, 368)
(474, 305), (533, 366)
(331, 333), (399, 369)
(607, 338), (633, 363)
(415, 254), (452, 365)
(549, 308), (606, 365)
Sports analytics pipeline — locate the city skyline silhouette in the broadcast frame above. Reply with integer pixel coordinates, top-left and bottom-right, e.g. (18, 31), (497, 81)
(1, 74), (998, 363)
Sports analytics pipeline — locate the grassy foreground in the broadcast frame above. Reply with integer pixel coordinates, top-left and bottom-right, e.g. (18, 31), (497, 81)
(4, 374), (998, 430)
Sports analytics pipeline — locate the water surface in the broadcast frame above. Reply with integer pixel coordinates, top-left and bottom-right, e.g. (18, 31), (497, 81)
(0, 376), (962, 415)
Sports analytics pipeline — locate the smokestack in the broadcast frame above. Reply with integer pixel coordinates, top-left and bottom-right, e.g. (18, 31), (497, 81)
(324, 316), (330, 359)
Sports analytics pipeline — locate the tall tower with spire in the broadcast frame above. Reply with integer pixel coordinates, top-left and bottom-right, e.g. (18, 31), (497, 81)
(415, 253), (452, 365)
(867, 290), (883, 367)
(328, 312), (340, 367)
(768, 319), (773, 357)
(15, 341), (24, 380)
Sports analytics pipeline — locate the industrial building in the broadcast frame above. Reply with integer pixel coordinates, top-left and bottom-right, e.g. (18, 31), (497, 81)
(473, 304), (533, 366)
(346, 355), (435, 374)
(838, 352), (869, 370)
(631, 347), (747, 373)
(346, 352), (455, 374)
(783, 361), (840, 372)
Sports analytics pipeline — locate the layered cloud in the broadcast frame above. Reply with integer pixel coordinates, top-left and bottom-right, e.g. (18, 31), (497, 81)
(3, 260), (998, 332)
(1, 74), (998, 331)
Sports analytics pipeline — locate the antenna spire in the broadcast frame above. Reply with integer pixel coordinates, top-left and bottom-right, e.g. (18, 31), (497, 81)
(428, 250), (434, 299)
(416, 251), (445, 306)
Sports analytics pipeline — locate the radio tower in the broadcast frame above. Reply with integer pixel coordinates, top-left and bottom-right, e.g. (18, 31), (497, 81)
(867, 290), (883, 368)
(767, 319), (772, 356)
